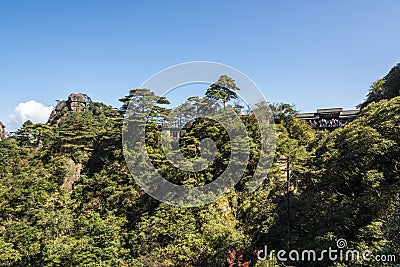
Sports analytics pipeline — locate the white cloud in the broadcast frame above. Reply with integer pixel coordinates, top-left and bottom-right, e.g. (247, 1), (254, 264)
(7, 100), (53, 131)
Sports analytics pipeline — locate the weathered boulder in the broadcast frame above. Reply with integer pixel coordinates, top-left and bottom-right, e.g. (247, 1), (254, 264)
(48, 93), (92, 125)
(68, 93), (88, 112)
(0, 122), (6, 141)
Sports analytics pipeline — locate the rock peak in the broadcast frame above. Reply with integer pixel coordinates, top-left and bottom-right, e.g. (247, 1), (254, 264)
(0, 122), (6, 141)
(48, 93), (92, 125)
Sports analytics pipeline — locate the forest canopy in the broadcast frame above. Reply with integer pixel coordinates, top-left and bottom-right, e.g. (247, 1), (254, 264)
(0, 65), (399, 266)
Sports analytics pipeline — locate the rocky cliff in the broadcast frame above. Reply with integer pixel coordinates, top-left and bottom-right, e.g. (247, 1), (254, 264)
(48, 93), (92, 125)
(0, 122), (6, 141)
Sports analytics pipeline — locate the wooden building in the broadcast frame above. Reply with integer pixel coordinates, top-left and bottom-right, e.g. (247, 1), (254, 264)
(297, 108), (359, 129)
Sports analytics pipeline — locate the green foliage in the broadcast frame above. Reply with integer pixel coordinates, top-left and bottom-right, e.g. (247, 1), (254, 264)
(360, 63), (400, 108)
(0, 65), (399, 266)
(281, 96), (400, 266)
(206, 75), (240, 110)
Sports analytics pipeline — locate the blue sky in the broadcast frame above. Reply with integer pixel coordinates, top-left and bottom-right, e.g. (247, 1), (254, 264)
(1, 0), (399, 130)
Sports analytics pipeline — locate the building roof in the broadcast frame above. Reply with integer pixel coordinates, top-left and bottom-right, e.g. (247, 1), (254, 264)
(297, 108), (360, 120)
(316, 108), (343, 113)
